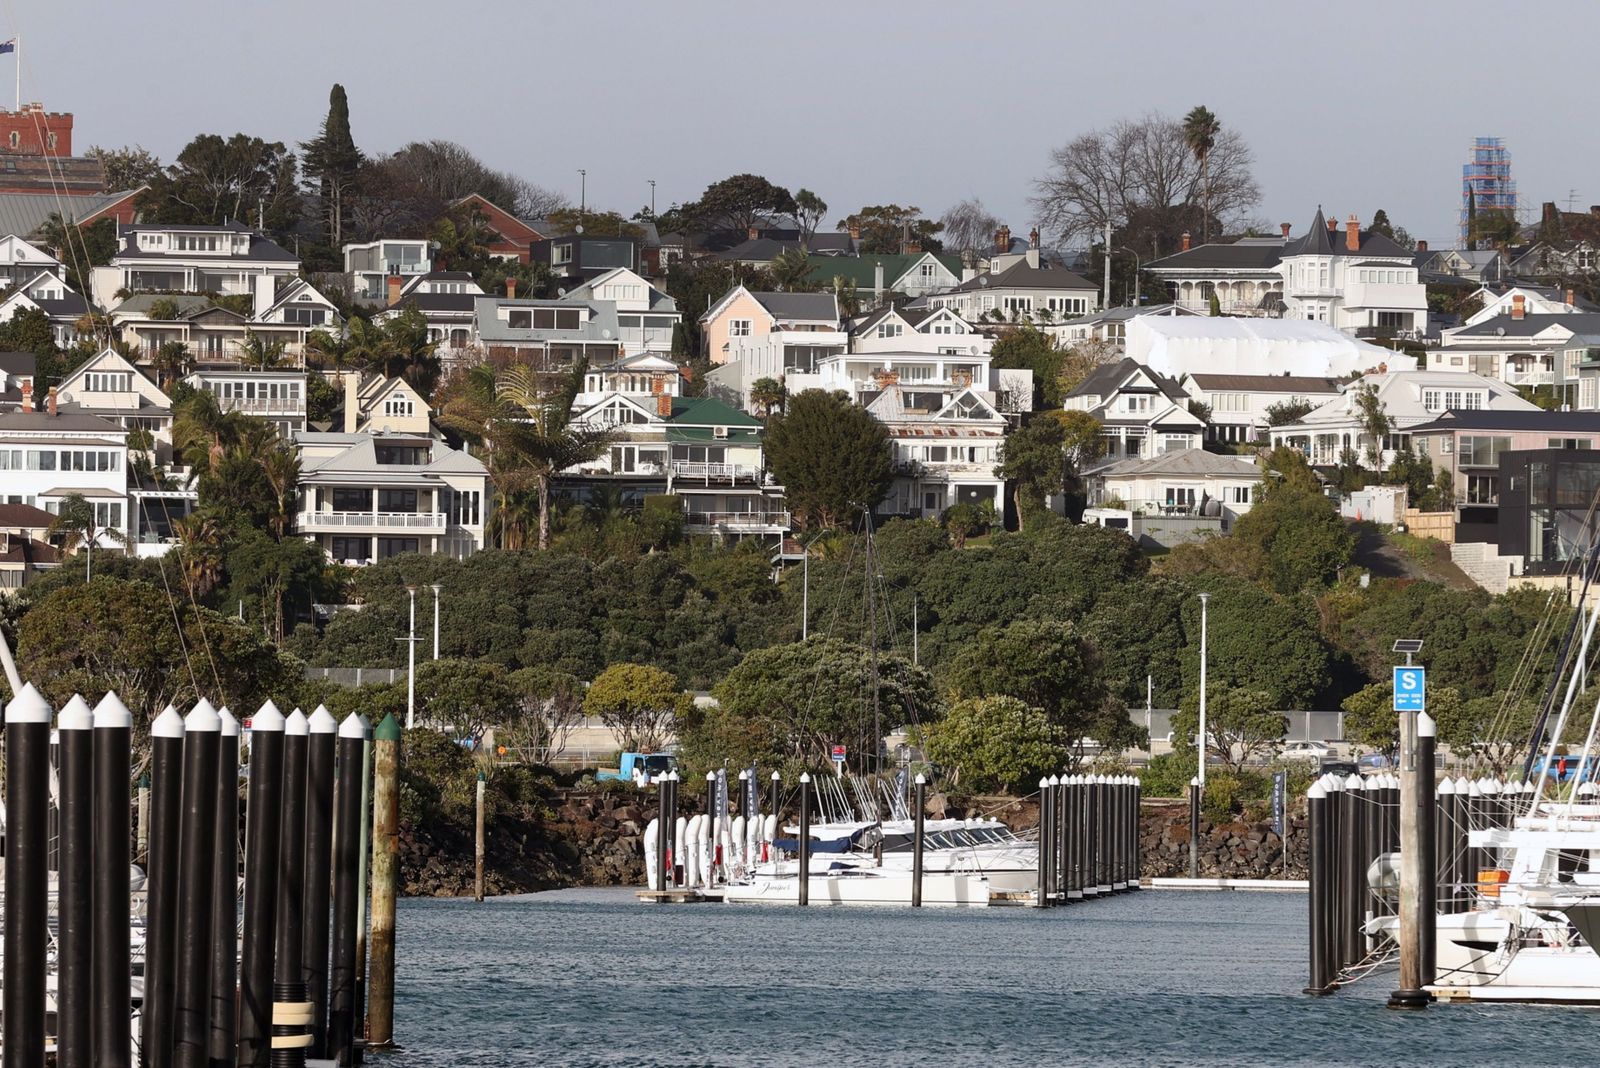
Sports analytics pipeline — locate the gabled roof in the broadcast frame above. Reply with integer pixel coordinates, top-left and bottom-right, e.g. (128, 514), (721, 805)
(1068, 357), (1185, 403)
(0, 351), (35, 376)
(0, 409), (128, 434)
(1098, 447), (1263, 479)
(1145, 239), (1286, 272)
(748, 291), (838, 323)
(1280, 209), (1413, 260)
(942, 258), (1097, 293)
(262, 277), (340, 321)
(668, 396), (760, 427)
(295, 432), (485, 479)
(802, 252), (962, 291)
(1454, 312), (1600, 339)
(0, 189), (141, 239)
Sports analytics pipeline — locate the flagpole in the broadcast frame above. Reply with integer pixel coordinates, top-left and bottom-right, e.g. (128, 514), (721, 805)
(14, 35), (19, 114)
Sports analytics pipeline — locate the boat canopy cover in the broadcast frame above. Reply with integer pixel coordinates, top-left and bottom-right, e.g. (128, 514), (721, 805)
(774, 826), (869, 854)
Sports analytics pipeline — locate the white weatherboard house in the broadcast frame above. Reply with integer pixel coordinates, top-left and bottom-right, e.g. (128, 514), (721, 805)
(1178, 373), (1343, 444)
(294, 432), (490, 564)
(0, 407), (130, 546)
(1086, 448), (1263, 523)
(1428, 309), (1600, 393)
(1065, 358), (1206, 463)
(1126, 315), (1415, 380)
(1267, 369), (1539, 468)
(91, 221), (300, 309)
(866, 385), (1007, 518)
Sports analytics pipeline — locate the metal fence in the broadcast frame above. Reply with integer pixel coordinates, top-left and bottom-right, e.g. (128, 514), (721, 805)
(303, 667), (404, 688)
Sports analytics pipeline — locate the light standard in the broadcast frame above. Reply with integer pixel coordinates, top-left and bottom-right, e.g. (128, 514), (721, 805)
(647, 179), (656, 217)
(430, 584), (442, 661)
(1197, 592), (1210, 790)
(404, 585), (417, 729)
(1113, 246), (1142, 306)
(578, 169), (587, 216)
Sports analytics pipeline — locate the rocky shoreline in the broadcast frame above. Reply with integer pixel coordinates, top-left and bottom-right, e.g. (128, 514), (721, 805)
(398, 789), (1307, 897)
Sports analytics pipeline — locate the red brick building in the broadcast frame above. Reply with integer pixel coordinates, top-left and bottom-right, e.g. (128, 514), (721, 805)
(0, 103), (72, 156)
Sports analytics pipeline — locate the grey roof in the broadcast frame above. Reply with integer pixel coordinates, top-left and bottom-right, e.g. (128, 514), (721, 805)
(35, 292), (90, 318)
(1146, 240), (1286, 272)
(295, 431), (486, 480)
(472, 296), (623, 343)
(943, 259), (1097, 293)
(749, 291), (839, 322)
(1185, 373), (1342, 393)
(1097, 447), (1262, 479)
(116, 225), (298, 263)
(1280, 209), (1412, 259)
(110, 293), (215, 319)
(1056, 303), (1190, 327)
(1408, 410), (1600, 434)
(0, 351), (35, 376)
(1069, 357), (1185, 403)
(393, 292), (478, 313)
(0, 410), (128, 434)
(0, 190), (138, 239)
(1454, 312), (1600, 338)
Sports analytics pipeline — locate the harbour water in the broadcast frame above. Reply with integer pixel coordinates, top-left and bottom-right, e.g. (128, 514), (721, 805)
(394, 889), (1580, 1067)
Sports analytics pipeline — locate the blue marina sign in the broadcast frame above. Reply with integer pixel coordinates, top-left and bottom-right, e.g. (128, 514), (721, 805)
(1393, 666), (1426, 712)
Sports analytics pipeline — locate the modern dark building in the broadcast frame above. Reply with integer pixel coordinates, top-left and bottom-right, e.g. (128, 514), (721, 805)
(530, 234), (639, 285)
(1492, 448), (1600, 574)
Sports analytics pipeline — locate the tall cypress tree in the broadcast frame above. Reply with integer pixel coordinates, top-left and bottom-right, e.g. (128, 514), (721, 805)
(301, 84), (363, 246)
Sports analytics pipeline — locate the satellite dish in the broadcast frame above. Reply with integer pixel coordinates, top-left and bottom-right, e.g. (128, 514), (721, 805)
(557, 287), (567, 297)
(575, 224), (585, 235)
(1496, 326), (1506, 337)
(601, 328), (612, 339)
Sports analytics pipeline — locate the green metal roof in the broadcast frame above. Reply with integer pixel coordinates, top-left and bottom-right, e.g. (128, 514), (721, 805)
(802, 253), (962, 290)
(667, 396), (761, 428)
(666, 426), (761, 444)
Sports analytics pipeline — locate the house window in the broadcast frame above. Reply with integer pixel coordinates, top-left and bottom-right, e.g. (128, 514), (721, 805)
(283, 306), (326, 326)
(508, 310), (531, 329)
(1164, 487), (1197, 509)
(1580, 249), (1597, 271)
(1228, 485), (1252, 505)
(1548, 438), (1592, 450)
(376, 537), (420, 558)
(7, 132), (16, 149)
(876, 323), (902, 338)
(1458, 435), (1512, 467)
(1159, 434), (1190, 453)
(1124, 395), (1149, 413)
(378, 488), (419, 513)
(1002, 296), (1033, 314)
(383, 395), (414, 417)
(1423, 389), (1485, 412)
(85, 371), (133, 393)
(919, 263), (936, 282)
(330, 537), (369, 562)
(1465, 475), (1498, 504)
(729, 319), (752, 337)
(1046, 296), (1087, 316)
(331, 488), (369, 512)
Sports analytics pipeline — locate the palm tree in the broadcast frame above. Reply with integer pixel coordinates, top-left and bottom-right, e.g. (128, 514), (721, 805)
(47, 493), (126, 580)
(1182, 105), (1221, 242)
(172, 390), (249, 479)
(750, 377), (786, 418)
(441, 363), (613, 550)
(304, 328), (349, 372)
(240, 328), (291, 370)
(260, 443), (301, 539)
(173, 513), (225, 598)
(770, 247), (813, 291)
(150, 341), (194, 389)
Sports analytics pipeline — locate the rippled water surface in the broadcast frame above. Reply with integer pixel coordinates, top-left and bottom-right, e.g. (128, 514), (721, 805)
(391, 888), (1582, 1067)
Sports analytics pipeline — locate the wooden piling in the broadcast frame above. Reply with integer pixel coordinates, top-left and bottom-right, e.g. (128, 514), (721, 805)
(367, 713), (402, 1051)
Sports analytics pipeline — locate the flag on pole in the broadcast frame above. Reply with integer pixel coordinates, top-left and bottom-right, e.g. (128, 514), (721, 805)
(0, 41), (15, 56)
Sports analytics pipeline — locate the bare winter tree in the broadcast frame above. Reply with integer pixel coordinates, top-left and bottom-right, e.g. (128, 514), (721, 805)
(1031, 113), (1259, 259)
(511, 177), (571, 220)
(940, 197), (1001, 254)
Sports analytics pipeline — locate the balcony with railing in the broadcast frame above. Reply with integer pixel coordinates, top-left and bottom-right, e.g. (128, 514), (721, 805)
(669, 461), (762, 484)
(297, 511), (447, 532)
(215, 394), (306, 416)
(683, 510), (790, 532)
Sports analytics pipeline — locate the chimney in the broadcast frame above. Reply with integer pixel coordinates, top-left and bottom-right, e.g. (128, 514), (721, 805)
(995, 225), (1011, 253)
(1345, 214), (1360, 252)
(1280, 222), (1291, 239)
(656, 392), (672, 418)
(848, 222), (860, 241)
(19, 380), (30, 412)
(1512, 293), (1526, 320)
(1326, 216), (1337, 233)
(1543, 202), (1559, 225)
(342, 371), (359, 433)
(1181, 232), (1191, 252)
(1568, 287), (1577, 307)
(47, 385), (57, 417)
(650, 374), (665, 395)
(1416, 239), (1428, 253)
(1029, 227), (1040, 249)
(874, 261), (884, 301)
(505, 277), (516, 300)
(747, 224), (760, 242)
(386, 274), (402, 306)
(906, 240), (921, 254)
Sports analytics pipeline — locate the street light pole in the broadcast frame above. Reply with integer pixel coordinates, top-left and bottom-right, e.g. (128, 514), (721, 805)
(430, 584), (442, 661)
(1198, 592), (1210, 791)
(648, 179), (656, 217)
(578, 169), (587, 216)
(405, 585), (417, 730)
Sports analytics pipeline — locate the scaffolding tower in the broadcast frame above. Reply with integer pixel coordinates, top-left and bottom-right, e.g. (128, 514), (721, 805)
(1461, 137), (1517, 246)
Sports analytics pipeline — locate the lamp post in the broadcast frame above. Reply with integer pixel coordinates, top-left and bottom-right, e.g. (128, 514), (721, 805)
(1114, 246), (1142, 306)
(578, 169), (587, 216)
(430, 584), (442, 661)
(404, 585), (417, 729)
(1198, 592), (1210, 790)
(648, 179), (656, 217)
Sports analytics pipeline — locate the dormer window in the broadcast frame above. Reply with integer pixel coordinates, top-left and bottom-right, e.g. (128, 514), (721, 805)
(383, 395), (414, 417)
(876, 323), (902, 338)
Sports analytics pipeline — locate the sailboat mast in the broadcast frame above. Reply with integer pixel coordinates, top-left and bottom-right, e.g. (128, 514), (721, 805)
(865, 507), (880, 778)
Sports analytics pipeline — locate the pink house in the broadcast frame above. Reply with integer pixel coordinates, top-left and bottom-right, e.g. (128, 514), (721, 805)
(1411, 410), (1600, 506)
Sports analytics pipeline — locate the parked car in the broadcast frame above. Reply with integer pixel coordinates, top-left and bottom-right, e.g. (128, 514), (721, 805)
(1280, 742), (1334, 763)
(1319, 758), (1359, 779)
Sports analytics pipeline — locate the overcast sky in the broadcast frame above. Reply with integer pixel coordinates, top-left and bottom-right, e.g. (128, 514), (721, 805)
(18, 1), (1596, 248)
